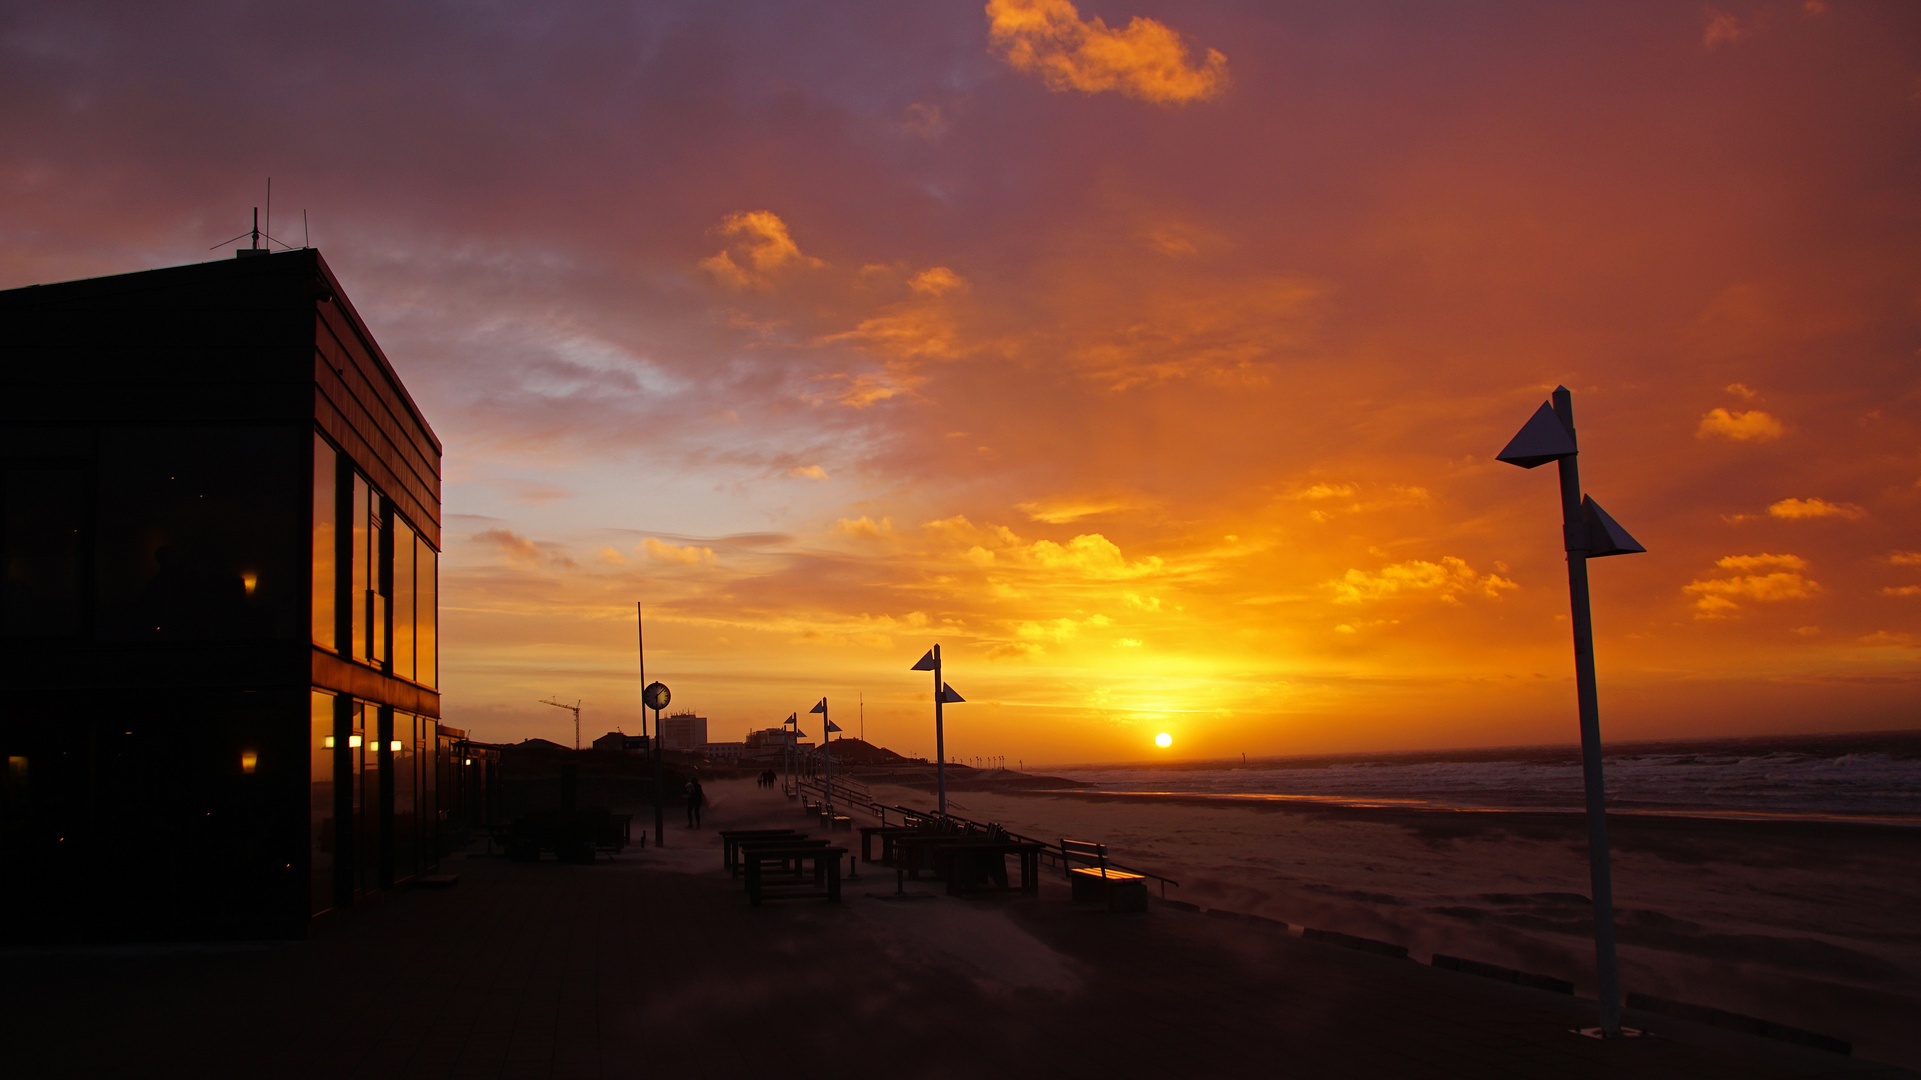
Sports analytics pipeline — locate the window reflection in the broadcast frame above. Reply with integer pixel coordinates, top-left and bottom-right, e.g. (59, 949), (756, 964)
(310, 690), (334, 918)
(311, 434), (336, 649)
(394, 711), (416, 883)
(351, 476), (368, 661)
(418, 542), (437, 690)
(393, 518), (416, 681)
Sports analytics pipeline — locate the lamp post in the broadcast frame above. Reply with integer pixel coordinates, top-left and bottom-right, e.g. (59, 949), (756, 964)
(781, 712), (798, 796)
(644, 680), (671, 847)
(1497, 385), (1646, 1038)
(910, 645), (966, 819)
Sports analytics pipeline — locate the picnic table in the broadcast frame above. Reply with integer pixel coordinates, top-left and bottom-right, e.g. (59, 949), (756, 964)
(732, 837), (834, 879)
(720, 829), (805, 874)
(935, 839), (1045, 897)
(743, 844), (846, 906)
(859, 826), (926, 864)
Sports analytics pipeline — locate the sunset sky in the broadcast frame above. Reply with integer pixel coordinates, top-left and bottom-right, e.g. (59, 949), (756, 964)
(4, 1), (1916, 762)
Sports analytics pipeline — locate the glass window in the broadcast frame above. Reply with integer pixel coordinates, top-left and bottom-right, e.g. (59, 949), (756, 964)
(2, 465), (87, 637)
(354, 701), (379, 897)
(369, 495), (386, 667)
(309, 690), (335, 917)
(420, 717), (437, 864)
(311, 435), (336, 649)
(393, 711), (416, 882)
(392, 518), (416, 682)
(351, 476), (368, 661)
(418, 541), (437, 690)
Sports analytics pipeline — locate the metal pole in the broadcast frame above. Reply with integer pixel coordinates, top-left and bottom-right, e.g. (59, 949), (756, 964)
(1552, 387), (1622, 1036)
(934, 643), (946, 818)
(652, 704), (664, 847)
(823, 699), (832, 812)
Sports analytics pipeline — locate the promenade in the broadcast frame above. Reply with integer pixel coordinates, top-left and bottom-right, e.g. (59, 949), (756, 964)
(2, 780), (1907, 1079)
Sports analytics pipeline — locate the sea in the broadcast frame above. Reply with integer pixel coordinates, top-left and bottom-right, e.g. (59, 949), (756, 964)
(1045, 729), (1921, 825)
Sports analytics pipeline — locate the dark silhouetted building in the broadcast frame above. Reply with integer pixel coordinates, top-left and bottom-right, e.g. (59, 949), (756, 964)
(590, 731), (647, 753)
(0, 249), (443, 939)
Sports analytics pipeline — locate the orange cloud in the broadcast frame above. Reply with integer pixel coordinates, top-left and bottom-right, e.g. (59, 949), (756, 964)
(1328, 557), (1517, 605)
(1768, 497), (1865, 521)
(1698, 407), (1785, 441)
(475, 527), (541, 563)
(908, 266), (967, 295)
(985, 0), (1228, 104)
(788, 464), (829, 480)
(1684, 554), (1819, 616)
(835, 516), (894, 540)
(641, 537), (716, 565)
(1703, 7), (1748, 49)
(699, 211), (823, 288)
(1017, 493), (1153, 524)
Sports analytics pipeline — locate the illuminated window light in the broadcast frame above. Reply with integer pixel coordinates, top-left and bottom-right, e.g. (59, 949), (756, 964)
(464, 758), (473, 766)
(389, 740), (403, 752)
(241, 572), (258, 595)
(348, 735), (363, 748)
(324, 736), (336, 748)
(240, 750), (258, 774)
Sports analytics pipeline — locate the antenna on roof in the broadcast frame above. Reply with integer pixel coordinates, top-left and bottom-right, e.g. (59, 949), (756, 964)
(207, 203), (270, 251)
(303, 209), (310, 249)
(265, 178), (270, 254)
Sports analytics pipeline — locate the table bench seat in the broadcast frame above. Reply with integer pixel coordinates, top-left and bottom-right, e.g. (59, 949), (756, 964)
(743, 845), (846, 906)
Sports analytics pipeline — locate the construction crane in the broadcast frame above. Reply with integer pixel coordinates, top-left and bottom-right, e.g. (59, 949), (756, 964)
(539, 697), (582, 750)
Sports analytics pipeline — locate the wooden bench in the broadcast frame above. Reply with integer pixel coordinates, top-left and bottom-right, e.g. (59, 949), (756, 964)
(720, 829), (805, 873)
(1061, 839), (1148, 912)
(743, 845), (845, 906)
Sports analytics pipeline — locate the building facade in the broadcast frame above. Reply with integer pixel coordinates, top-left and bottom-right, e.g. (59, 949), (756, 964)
(658, 713), (708, 751)
(0, 249), (442, 939)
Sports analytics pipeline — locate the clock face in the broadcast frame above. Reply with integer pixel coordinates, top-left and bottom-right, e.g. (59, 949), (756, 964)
(644, 682), (671, 710)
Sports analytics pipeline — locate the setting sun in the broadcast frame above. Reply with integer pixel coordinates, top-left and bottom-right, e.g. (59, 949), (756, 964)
(1155, 733), (1173, 749)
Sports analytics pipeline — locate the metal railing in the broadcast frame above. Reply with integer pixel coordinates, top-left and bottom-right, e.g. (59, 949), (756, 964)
(793, 776), (1178, 897)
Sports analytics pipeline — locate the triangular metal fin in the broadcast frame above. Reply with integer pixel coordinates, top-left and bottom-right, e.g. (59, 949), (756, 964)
(1582, 496), (1646, 558)
(1497, 400), (1579, 468)
(910, 649), (938, 671)
(940, 683), (965, 704)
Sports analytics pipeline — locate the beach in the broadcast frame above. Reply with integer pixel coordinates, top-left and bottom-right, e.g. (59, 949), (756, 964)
(5, 776), (1914, 1079)
(854, 777), (1921, 1068)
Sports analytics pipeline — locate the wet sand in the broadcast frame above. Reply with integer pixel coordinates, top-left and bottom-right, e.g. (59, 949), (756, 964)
(860, 780), (1921, 1068)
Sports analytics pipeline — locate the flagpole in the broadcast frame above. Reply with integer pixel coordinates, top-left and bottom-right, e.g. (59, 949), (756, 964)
(823, 698), (831, 813)
(934, 644), (946, 818)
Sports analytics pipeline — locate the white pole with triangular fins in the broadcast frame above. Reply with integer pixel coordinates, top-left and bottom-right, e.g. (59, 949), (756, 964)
(1497, 385), (1647, 1040)
(911, 645), (964, 818)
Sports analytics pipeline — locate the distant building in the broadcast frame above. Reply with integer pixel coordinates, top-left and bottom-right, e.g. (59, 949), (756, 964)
(0, 248), (445, 940)
(658, 712), (708, 751)
(700, 742), (745, 760)
(743, 727), (791, 750)
(591, 731), (648, 753)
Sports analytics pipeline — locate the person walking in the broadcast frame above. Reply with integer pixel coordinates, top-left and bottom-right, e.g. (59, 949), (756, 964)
(685, 775), (705, 828)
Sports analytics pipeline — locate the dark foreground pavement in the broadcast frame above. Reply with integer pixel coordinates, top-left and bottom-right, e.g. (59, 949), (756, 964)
(3, 792), (1910, 1080)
